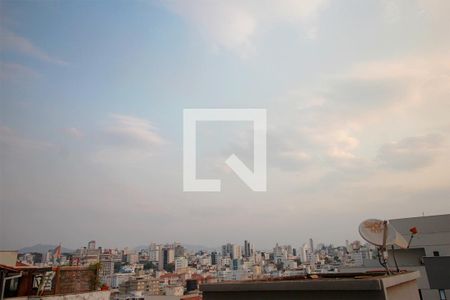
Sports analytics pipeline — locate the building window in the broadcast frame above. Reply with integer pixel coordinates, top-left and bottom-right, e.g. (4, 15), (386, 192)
(433, 251), (440, 257)
(9, 278), (19, 291)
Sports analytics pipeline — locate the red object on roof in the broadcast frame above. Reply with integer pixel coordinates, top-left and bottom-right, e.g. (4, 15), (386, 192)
(160, 273), (180, 279)
(53, 244), (62, 259)
(409, 227), (418, 235)
(191, 274), (204, 280)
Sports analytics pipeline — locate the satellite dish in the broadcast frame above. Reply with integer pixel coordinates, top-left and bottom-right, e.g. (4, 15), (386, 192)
(359, 219), (408, 249)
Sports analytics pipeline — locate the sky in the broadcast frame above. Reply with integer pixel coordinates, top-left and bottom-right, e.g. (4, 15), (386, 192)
(1, 0), (450, 251)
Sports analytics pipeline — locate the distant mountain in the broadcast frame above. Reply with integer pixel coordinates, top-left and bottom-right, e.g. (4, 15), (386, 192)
(134, 244), (218, 253)
(19, 244), (74, 254)
(183, 244), (219, 253)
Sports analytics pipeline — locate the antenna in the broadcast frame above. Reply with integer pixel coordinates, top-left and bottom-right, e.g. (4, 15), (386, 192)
(358, 219), (408, 274)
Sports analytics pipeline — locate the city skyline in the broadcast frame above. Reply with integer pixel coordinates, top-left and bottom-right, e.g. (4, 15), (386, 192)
(7, 214), (450, 300)
(2, 0), (450, 250)
(15, 237), (339, 253)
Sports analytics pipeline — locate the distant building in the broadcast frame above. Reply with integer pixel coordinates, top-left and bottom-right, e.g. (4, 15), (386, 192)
(149, 243), (160, 263)
(309, 238), (314, 253)
(231, 245), (242, 260)
(159, 247), (175, 271)
(175, 245), (185, 258)
(164, 285), (184, 296)
(110, 273), (134, 289)
(99, 253), (115, 285)
(126, 252), (139, 265)
(221, 243), (242, 260)
(244, 240), (252, 258)
(211, 252), (218, 265)
(221, 243), (233, 257)
(175, 256), (188, 272)
(273, 243), (287, 264)
(301, 242), (314, 264)
(118, 274), (160, 296)
(232, 259), (240, 271)
(88, 240), (96, 250)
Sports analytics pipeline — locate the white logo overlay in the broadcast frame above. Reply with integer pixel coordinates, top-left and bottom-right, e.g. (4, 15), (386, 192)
(183, 109), (267, 192)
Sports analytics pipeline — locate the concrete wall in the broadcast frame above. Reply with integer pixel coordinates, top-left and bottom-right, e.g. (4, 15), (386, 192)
(341, 266), (449, 300)
(144, 296), (181, 300)
(390, 214), (450, 257)
(385, 280), (420, 300)
(0, 251), (18, 266)
(8, 291), (110, 300)
(203, 290), (386, 300)
(201, 272), (420, 300)
(424, 256), (450, 289)
(421, 289), (450, 300)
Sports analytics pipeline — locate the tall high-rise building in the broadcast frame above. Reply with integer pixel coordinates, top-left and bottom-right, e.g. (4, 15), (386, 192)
(222, 243), (243, 259)
(88, 240), (96, 250)
(174, 256), (188, 271)
(231, 244), (242, 260)
(244, 240), (254, 257)
(301, 242), (315, 264)
(222, 243), (233, 257)
(211, 251), (218, 265)
(232, 258), (240, 271)
(149, 243), (160, 262)
(273, 243), (287, 263)
(174, 245), (185, 258)
(159, 247), (175, 271)
(99, 253), (114, 285)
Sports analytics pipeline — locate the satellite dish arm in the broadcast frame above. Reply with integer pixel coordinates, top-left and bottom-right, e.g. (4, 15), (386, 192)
(382, 221), (388, 251)
(381, 221), (391, 275)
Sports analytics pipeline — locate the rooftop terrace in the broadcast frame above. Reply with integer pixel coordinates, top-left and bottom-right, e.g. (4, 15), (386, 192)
(200, 271), (421, 300)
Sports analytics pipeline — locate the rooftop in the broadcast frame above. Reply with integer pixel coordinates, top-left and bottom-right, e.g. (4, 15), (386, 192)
(202, 271), (418, 291)
(200, 271), (421, 300)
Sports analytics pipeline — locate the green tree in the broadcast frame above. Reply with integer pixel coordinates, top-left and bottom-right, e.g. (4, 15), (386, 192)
(165, 263), (175, 273)
(143, 261), (156, 270)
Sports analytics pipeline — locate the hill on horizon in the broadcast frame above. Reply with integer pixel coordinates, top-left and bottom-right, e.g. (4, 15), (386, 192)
(19, 244), (74, 254)
(134, 243), (218, 253)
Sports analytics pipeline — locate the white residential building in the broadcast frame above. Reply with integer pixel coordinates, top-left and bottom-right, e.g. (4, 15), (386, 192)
(175, 256), (188, 271)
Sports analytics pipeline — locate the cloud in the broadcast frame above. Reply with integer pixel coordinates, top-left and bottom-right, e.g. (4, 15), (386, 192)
(0, 125), (53, 152)
(326, 130), (360, 160)
(161, 0), (328, 57)
(105, 114), (165, 147)
(92, 114), (166, 164)
(0, 27), (68, 66)
(272, 51), (450, 163)
(377, 134), (446, 170)
(62, 127), (84, 139)
(0, 62), (40, 81)
(382, 0), (450, 26)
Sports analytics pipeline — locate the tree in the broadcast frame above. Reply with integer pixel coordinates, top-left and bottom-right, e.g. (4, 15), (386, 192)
(276, 262), (284, 271)
(114, 262), (123, 273)
(143, 262), (156, 270)
(165, 263), (175, 273)
(88, 262), (101, 290)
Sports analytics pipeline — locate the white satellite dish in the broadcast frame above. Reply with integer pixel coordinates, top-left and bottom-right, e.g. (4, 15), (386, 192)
(359, 219), (408, 249)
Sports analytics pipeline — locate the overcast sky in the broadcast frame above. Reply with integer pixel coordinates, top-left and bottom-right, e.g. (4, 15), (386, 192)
(1, 0), (450, 251)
